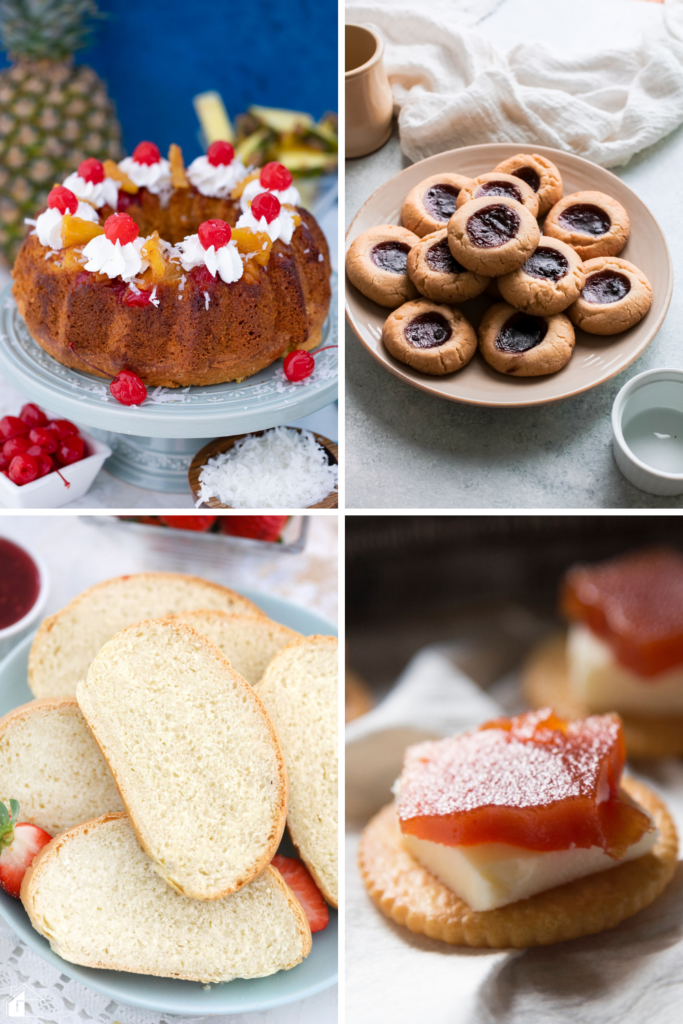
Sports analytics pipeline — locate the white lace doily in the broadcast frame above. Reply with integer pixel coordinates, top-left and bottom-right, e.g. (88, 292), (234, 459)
(0, 919), (337, 1024)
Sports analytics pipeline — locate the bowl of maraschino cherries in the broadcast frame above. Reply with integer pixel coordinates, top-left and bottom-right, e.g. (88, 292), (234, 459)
(0, 403), (111, 508)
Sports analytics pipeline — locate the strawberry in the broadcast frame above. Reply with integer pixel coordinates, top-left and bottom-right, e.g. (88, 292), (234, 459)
(220, 516), (288, 542)
(271, 854), (329, 933)
(157, 516), (217, 532)
(0, 800), (52, 898)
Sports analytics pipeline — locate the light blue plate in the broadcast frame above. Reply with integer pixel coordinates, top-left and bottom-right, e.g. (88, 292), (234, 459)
(0, 589), (338, 1014)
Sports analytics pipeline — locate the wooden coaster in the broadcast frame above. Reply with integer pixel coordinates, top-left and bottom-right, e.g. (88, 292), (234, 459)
(358, 778), (677, 949)
(523, 633), (683, 759)
(188, 430), (338, 509)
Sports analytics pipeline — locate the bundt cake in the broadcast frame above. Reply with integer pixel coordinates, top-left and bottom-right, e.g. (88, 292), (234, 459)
(12, 142), (332, 388)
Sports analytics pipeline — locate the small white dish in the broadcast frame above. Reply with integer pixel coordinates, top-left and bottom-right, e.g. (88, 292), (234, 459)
(0, 430), (111, 508)
(612, 368), (683, 495)
(0, 541), (48, 661)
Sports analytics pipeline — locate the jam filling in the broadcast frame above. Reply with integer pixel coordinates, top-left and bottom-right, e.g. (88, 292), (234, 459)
(563, 547), (683, 677)
(522, 246), (569, 282)
(513, 166), (541, 192)
(475, 180), (523, 204)
(423, 184), (460, 221)
(0, 538), (39, 629)
(558, 203), (611, 236)
(495, 312), (547, 353)
(466, 203), (520, 248)
(425, 238), (466, 275)
(371, 240), (411, 274)
(582, 270), (631, 305)
(404, 311), (452, 349)
(397, 708), (651, 857)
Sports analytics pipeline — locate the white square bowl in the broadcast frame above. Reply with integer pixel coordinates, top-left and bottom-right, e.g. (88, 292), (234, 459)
(0, 430), (111, 508)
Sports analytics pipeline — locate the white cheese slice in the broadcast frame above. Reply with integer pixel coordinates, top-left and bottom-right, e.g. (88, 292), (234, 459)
(401, 804), (657, 912)
(567, 623), (683, 714)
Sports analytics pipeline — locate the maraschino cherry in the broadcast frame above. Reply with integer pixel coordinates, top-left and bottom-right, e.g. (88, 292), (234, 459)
(207, 141), (235, 166)
(109, 370), (147, 406)
(132, 141), (161, 165)
(19, 403), (47, 428)
(78, 158), (105, 184)
(282, 345), (337, 382)
(260, 162), (292, 192)
(47, 186), (78, 215)
(104, 213), (139, 245)
(198, 219), (231, 250)
(68, 343), (147, 406)
(251, 192), (281, 224)
(8, 453), (39, 486)
(0, 416), (28, 441)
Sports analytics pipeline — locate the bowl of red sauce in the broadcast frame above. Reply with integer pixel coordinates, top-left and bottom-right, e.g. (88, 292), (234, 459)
(0, 537), (48, 661)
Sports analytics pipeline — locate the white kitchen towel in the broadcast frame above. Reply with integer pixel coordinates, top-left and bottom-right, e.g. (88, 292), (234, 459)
(346, 0), (683, 167)
(346, 639), (683, 1024)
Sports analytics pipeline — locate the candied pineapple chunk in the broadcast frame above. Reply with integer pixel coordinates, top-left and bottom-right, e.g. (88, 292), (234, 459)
(231, 170), (260, 200)
(103, 159), (138, 194)
(168, 143), (189, 188)
(141, 231), (167, 282)
(61, 215), (105, 247)
(232, 227), (272, 266)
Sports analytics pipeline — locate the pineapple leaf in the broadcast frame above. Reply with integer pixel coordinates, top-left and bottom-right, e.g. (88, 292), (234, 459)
(0, 0), (105, 61)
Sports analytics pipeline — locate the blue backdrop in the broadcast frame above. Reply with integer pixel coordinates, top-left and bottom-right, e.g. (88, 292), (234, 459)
(0, 0), (338, 162)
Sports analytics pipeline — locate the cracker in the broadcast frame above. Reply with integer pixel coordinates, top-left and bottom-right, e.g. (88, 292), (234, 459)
(358, 778), (677, 949)
(523, 633), (683, 759)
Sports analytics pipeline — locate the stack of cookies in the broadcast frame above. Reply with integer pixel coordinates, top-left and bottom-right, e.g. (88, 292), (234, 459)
(346, 153), (653, 378)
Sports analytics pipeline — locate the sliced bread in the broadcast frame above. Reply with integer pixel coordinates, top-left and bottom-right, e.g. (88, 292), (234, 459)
(171, 610), (300, 685)
(29, 572), (264, 699)
(0, 698), (123, 836)
(258, 635), (338, 907)
(77, 619), (287, 900)
(21, 814), (311, 982)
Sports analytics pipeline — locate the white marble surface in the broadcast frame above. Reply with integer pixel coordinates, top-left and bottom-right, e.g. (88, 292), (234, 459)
(0, 514), (337, 1024)
(0, 202), (338, 510)
(346, 0), (683, 508)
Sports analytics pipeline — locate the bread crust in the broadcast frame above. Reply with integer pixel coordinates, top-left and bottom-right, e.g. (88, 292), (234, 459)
(358, 778), (677, 948)
(523, 632), (683, 758)
(28, 572), (265, 698)
(258, 634), (338, 908)
(21, 813), (312, 981)
(78, 619), (288, 900)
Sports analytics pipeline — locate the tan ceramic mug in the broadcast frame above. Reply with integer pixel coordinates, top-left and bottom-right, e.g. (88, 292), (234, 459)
(345, 24), (393, 159)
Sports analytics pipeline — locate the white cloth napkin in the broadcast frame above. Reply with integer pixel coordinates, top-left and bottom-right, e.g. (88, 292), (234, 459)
(346, 0), (683, 167)
(346, 641), (683, 1024)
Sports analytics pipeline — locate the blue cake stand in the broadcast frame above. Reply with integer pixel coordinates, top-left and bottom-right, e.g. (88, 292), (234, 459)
(0, 276), (338, 492)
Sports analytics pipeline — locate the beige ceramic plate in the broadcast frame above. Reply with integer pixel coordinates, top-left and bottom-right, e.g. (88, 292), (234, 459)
(345, 144), (673, 407)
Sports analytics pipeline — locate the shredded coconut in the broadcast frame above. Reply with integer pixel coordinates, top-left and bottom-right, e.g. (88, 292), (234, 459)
(44, 250), (58, 260)
(178, 274), (186, 292)
(196, 426), (337, 509)
(146, 386), (191, 404)
(203, 290), (210, 310)
(149, 285), (160, 308)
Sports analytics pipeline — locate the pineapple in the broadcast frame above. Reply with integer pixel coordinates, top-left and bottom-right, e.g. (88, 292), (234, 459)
(0, 0), (123, 266)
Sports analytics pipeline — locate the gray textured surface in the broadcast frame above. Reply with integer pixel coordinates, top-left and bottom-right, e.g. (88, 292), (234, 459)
(345, 1), (683, 509)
